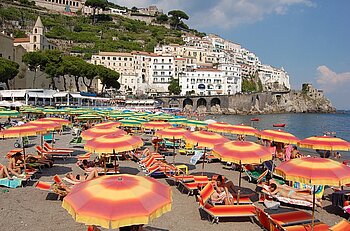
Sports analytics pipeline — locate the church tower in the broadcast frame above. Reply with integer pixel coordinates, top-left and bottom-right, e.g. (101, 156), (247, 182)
(30, 16), (44, 51)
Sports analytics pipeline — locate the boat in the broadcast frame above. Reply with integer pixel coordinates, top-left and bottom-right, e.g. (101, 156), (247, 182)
(273, 123), (286, 127)
(250, 118), (260, 122)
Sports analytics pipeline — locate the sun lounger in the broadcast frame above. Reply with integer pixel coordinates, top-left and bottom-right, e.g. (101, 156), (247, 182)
(77, 152), (92, 161)
(35, 181), (68, 199)
(197, 183), (255, 223)
(179, 175), (210, 195)
(261, 188), (314, 208)
(330, 219), (350, 231)
(44, 142), (74, 153)
(36, 146), (72, 159)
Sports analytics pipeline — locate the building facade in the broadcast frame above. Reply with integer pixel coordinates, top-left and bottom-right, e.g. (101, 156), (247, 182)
(33, 0), (85, 13)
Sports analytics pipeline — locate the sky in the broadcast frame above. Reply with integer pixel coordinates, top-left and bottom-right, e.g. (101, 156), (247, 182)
(111, 0), (350, 109)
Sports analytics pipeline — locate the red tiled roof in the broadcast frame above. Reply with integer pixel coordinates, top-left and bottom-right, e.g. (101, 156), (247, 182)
(14, 37), (30, 43)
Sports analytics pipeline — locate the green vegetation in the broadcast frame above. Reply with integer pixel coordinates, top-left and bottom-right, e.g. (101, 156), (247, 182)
(168, 10), (189, 30)
(242, 75), (263, 93)
(168, 78), (181, 95)
(0, 6), (185, 55)
(0, 57), (19, 89)
(85, 0), (108, 25)
(22, 50), (120, 92)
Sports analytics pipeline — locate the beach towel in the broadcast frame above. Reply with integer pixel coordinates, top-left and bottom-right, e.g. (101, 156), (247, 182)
(0, 177), (22, 188)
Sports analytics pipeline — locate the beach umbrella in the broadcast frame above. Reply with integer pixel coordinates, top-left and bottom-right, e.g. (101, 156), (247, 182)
(27, 120), (62, 146)
(207, 122), (234, 133)
(81, 127), (126, 141)
(0, 125), (46, 169)
(298, 136), (350, 151)
(142, 121), (172, 130)
(119, 119), (142, 127)
(93, 121), (121, 128)
(185, 131), (229, 172)
(38, 117), (71, 126)
(85, 134), (143, 173)
(76, 114), (102, 121)
(275, 157), (350, 230)
(168, 118), (188, 125)
(62, 174), (172, 229)
(213, 141), (272, 204)
(227, 124), (259, 137)
(43, 108), (68, 115)
(185, 120), (208, 128)
(256, 129), (300, 144)
(0, 110), (20, 118)
(155, 127), (190, 163)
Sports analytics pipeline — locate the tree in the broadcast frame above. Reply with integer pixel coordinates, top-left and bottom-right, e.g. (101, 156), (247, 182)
(131, 6), (138, 12)
(0, 57), (19, 90)
(168, 10), (189, 30)
(168, 77), (181, 95)
(81, 63), (98, 90)
(61, 56), (85, 92)
(96, 65), (120, 92)
(42, 50), (64, 90)
(155, 14), (168, 24)
(85, 0), (108, 25)
(22, 51), (47, 88)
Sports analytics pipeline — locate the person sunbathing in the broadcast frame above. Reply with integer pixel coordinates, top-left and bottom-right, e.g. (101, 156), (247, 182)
(52, 181), (72, 196)
(210, 184), (234, 205)
(265, 183), (322, 207)
(8, 152), (27, 176)
(0, 163), (13, 179)
(65, 170), (99, 183)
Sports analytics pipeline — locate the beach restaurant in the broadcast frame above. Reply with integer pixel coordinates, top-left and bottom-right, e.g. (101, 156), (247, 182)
(0, 89), (110, 107)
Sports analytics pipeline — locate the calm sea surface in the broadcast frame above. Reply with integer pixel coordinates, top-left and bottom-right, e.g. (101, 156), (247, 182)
(207, 112), (350, 157)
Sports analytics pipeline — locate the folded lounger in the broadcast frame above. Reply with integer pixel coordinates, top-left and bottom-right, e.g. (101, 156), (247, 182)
(197, 183), (255, 224)
(36, 146), (72, 159)
(44, 142), (74, 152)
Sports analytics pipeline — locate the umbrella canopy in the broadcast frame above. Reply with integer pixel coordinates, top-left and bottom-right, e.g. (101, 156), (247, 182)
(119, 119), (142, 127)
(0, 110), (20, 118)
(84, 134), (143, 153)
(213, 141), (272, 165)
(227, 124), (259, 136)
(0, 124), (45, 138)
(93, 121), (121, 128)
(27, 120), (62, 131)
(43, 108), (68, 115)
(168, 118), (188, 125)
(81, 127), (127, 141)
(38, 117), (71, 126)
(184, 130), (229, 148)
(62, 174), (172, 229)
(76, 114), (102, 121)
(185, 120), (208, 128)
(298, 136), (350, 151)
(142, 121), (172, 130)
(275, 157), (350, 186)
(207, 122), (233, 133)
(256, 129), (300, 144)
(155, 127), (189, 140)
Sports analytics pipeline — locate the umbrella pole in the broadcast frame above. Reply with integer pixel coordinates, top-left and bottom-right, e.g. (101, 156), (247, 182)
(311, 185), (316, 231)
(172, 136), (176, 164)
(41, 134), (43, 147)
(201, 147), (206, 175)
(52, 131), (55, 148)
(22, 137), (26, 172)
(237, 162), (242, 205)
(113, 149), (117, 174)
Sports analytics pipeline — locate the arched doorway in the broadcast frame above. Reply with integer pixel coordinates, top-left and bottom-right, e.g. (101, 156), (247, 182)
(183, 98), (193, 108)
(197, 98), (207, 107)
(169, 98), (180, 108)
(210, 98), (221, 107)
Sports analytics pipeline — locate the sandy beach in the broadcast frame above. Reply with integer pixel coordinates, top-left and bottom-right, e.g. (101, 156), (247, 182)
(0, 131), (348, 231)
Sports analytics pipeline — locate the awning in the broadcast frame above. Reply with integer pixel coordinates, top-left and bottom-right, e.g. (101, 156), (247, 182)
(70, 93), (83, 99)
(0, 90), (26, 98)
(27, 92), (54, 98)
(53, 92), (68, 98)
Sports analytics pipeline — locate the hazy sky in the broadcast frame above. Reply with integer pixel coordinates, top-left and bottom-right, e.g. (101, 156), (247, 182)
(111, 0), (350, 109)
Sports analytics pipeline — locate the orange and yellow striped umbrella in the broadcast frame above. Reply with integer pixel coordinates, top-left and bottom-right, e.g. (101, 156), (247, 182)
(0, 124), (46, 138)
(155, 127), (189, 139)
(207, 122), (234, 133)
(81, 127), (127, 141)
(142, 121), (172, 130)
(62, 174), (172, 229)
(27, 120), (62, 131)
(184, 130), (229, 148)
(38, 117), (71, 126)
(227, 124), (259, 136)
(213, 141), (272, 165)
(93, 121), (121, 128)
(275, 157), (350, 186)
(256, 129), (300, 144)
(298, 136), (350, 151)
(84, 134), (143, 154)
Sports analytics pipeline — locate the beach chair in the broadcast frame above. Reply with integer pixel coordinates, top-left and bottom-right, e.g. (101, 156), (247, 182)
(292, 182), (325, 199)
(69, 136), (84, 146)
(43, 142), (74, 153)
(197, 183), (255, 224)
(36, 145), (72, 159)
(243, 165), (269, 183)
(77, 152), (92, 161)
(43, 133), (54, 143)
(35, 181), (68, 199)
(330, 219), (350, 231)
(179, 175), (210, 195)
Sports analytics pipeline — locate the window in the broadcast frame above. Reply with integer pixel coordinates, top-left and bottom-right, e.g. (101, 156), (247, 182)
(102, 57), (105, 60)
(33, 36), (37, 43)
(34, 28), (37, 34)
(107, 57), (110, 60)
(113, 57), (116, 60)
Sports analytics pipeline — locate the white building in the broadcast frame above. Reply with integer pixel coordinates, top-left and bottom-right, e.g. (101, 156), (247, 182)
(179, 66), (241, 96)
(148, 55), (175, 96)
(33, 0), (85, 13)
(13, 16), (56, 52)
(258, 64), (290, 91)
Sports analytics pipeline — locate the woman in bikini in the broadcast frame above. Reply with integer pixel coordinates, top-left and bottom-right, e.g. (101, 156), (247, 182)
(0, 163), (13, 179)
(65, 169), (99, 183)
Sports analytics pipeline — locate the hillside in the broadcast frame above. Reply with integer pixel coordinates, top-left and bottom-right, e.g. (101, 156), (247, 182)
(0, 2), (185, 57)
